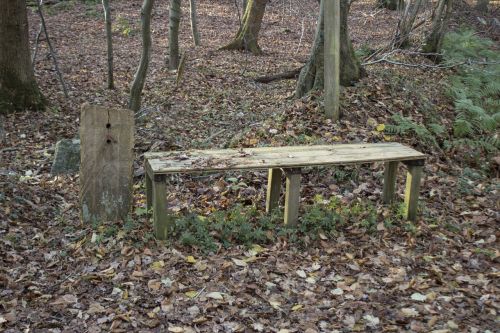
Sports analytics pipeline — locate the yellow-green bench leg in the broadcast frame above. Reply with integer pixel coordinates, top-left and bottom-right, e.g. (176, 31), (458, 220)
(284, 168), (301, 227)
(153, 174), (173, 240)
(145, 170), (153, 211)
(266, 168), (282, 213)
(383, 161), (399, 204)
(403, 160), (424, 221)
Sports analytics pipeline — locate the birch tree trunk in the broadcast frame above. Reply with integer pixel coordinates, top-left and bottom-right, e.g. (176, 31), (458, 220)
(102, 0), (114, 89)
(220, 0), (268, 54)
(129, 0), (154, 112)
(169, 0), (182, 70)
(189, 0), (200, 46)
(0, 0), (45, 113)
(295, 0), (362, 98)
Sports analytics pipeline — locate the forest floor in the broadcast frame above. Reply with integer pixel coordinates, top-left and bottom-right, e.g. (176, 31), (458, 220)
(1, 0), (499, 332)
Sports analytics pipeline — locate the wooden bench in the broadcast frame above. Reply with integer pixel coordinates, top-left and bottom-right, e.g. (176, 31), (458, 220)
(144, 143), (425, 240)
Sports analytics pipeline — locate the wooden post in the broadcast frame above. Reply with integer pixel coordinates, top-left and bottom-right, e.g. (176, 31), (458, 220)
(80, 105), (134, 223)
(324, 0), (340, 120)
(266, 168), (282, 213)
(153, 174), (173, 240)
(284, 169), (301, 226)
(383, 161), (399, 203)
(145, 169), (153, 211)
(403, 160), (424, 221)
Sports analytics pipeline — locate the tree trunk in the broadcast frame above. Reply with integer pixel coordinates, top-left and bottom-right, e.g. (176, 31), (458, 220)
(0, 0), (45, 113)
(129, 0), (154, 112)
(475, 0), (489, 12)
(102, 0), (114, 89)
(422, 0), (452, 59)
(220, 0), (268, 54)
(295, 0), (362, 98)
(393, 0), (425, 48)
(168, 0), (181, 70)
(378, 0), (403, 10)
(189, 0), (200, 46)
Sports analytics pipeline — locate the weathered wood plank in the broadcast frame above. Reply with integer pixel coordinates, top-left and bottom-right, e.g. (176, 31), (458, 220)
(266, 168), (282, 213)
(403, 164), (424, 221)
(284, 169), (301, 226)
(145, 169), (153, 211)
(383, 161), (399, 203)
(153, 174), (173, 240)
(80, 105), (134, 223)
(146, 143), (426, 174)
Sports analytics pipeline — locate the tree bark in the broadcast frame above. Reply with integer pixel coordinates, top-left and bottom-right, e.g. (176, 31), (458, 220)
(475, 0), (489, 12)
(393, 0), (425, 48)
(0, 0), (45, 113)
(168, 0), (181, 70)
(295, 0), (362, 98)
(220, 0), (268, 54)
(189, 0), (200, 46)
(102, 0), (114, 89)
(422, 0), (452, 59)
(378, 0), (403, 10)
(129, 0), (154, 112)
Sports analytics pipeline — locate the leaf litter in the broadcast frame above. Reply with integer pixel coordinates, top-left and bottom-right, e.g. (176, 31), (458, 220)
(0, 0), (498, 332)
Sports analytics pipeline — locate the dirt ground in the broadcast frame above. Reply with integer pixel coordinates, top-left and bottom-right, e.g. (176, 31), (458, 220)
(0, 0), (498, 332)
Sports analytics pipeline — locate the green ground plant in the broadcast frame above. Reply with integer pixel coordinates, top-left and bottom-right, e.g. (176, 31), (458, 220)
(169, 196), (389, 253)
(443, 29), (500, 153)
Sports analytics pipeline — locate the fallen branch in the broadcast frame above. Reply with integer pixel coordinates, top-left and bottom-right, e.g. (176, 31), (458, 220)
(254, 66), (303, 83)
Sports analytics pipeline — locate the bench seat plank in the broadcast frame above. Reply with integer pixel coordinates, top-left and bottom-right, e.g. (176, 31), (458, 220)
(145, 143), (425, 174)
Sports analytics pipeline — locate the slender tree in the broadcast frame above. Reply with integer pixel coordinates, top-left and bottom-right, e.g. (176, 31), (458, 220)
(189, 0), (200, 46)
(393, 0), (425, 48)
(475, 0), (489, 11)
(102, 0), (114, 89)
(0, 0), (45, 113)
(221, 0), (268, 54)
(129, 0), (155, 111)
(295, 0), (362, 98)
(422, 0), (453, 58)
(378, 0), (403, 10)
(168, 0), (181, 70)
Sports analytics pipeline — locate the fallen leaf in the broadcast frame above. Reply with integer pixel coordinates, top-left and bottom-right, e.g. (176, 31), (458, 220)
(331, 288), (344, 295)
(51, 294), (78, 305)
(296, 269), (307, 278)
(401, 308), (419, 317)
(410, 292), (427, 302)
(206, 292), (224, 300)
(186, 256), (196, 264)
(185, 291), (198, 298)
(363, 314), (380, 327)
(232, 258), (248, 267)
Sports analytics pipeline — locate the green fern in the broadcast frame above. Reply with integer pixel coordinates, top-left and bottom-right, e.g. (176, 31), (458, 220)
(385, 115), (438, 146)
(442, 29), (499, 155)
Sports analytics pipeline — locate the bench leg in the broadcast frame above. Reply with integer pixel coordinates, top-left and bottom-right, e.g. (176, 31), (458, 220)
(145, 170), (153, 211)
(153, 174), (173, 240)
(266, 168), (282, 213)
(403, 162), (424, 222)
(383, 161), (399, 204)
(284, 169), (301, 227)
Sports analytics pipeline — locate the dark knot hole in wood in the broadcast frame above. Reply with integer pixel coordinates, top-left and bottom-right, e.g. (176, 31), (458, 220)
(106, 123), (111, 128)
